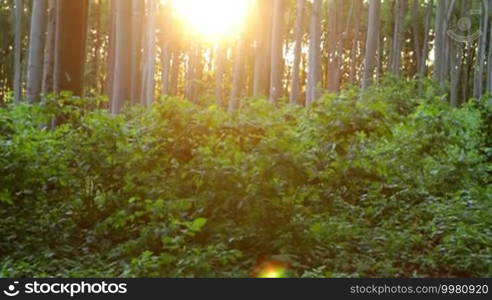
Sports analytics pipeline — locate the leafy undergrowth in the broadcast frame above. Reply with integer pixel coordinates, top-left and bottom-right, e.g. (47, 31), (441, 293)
(1, 80), (491, 277)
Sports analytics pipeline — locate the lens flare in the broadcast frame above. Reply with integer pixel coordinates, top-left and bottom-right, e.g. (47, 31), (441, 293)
(256, 262), (288, 278)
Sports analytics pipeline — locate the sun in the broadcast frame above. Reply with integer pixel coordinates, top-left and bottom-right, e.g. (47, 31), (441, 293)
(168, 0), (253, 40)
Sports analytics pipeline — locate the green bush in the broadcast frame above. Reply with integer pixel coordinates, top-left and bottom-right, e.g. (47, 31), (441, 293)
(0, 81), (490, 277)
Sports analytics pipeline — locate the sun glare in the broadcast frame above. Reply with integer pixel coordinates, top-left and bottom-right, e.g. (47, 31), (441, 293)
(169, 0), (253, 40)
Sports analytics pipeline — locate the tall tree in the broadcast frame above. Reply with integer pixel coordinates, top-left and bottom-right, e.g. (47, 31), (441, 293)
(389, 0), (407, 76)
(473, 0), (489, 98)
(54, 0), (88, 95)
(306, 0), (322, 104)
(131, 0), (144, 103)
(13, 0), (23, 101)
(487, 0), (492, 93)
(253, 0), (273, 97)
(229, 38), (246, 112)
(110, 0), (132, 113)
(327, 0), (342, 92)
(349, 0), (363, 84)
(215, 42), (226, 107)
(27, 0), (48, 103)
(141, 0), (157, 106)
(290, 0), (305, 104)
(160, 1), (172, 96)
(269, 0), (285, 103)
(434, 0), (448, 85)
(362, 0), (381, 90)
(42, 0), (56, 95)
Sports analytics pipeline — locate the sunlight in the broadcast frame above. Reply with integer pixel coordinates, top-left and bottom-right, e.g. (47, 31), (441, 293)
(168, 0), (253, 40)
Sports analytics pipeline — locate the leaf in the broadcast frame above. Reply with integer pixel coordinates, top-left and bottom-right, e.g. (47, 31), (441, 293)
(189, 217), (207, 232)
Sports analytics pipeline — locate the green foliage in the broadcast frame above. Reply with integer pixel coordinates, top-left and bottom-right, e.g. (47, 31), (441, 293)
(1, 81), (491, 277)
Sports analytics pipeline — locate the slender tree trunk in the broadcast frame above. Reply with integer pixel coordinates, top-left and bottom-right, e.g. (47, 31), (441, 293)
(389, 0), (407, 76)
(253, 0), (273, 97)
(27, 0), (48, 103)
(160, 3), (172, 96)
(110, 0), (132, 113)
(487, 0), (492, 93)
(434, 0), (448, 84)
(349, 0), (362, 84)
(141, 0), (157, 106)
(269, 0), (285, 103)
(13, 0), (23, 101)
(229, 38), (246, 112)
(42, 0), (56, 95)
(411, 0), (422, 76)
(170, 50), (181, 96)
(362, 0), (381, 90)
(290, 0), (305, 104)
(214, 42), (226, 107)
(327, 0), (340, 92)
(186, 42), (201, 102)
(306, 0), (322, 104)
(418, 0), (433, 80)
(473, 0), (489, 98)
(131, 0), (144, 103)
(54, 0), (88, 95)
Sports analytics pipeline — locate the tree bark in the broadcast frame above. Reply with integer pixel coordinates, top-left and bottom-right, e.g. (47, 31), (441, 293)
(13, 0), (23, 101)
(131, 0), (144, 103)
(229, 38), (246, 112)
(160, 2), (172, 96)
(473, 0), (489, 98)
(214, 42), (226, 107)
(269, 0), (285, 103)
(42, 0), (56, 95)
(141, 0), (157, 106)
(110, 0), (132, 113)
(306, 0), (322, 104)
(349, 0), (362, 84)
(389, 0), (407, 76)
(418, 0), (433, 81)
(253, 0), (273, 97)
(54, 0), (88, 95)
(290, 0), (305, 104)
(27, 0), (48, 103)
(362, 0), (381, 90)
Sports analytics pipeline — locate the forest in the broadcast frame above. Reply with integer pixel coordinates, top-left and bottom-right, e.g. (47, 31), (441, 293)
(0, 0), (491, 278)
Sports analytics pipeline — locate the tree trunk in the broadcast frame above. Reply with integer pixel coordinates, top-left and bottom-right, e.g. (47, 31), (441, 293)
(54, 0), (88, 95)
(13, 0), (23, 101)
(269, 0), (285, 103)
(306, 0), (322, 104)
(160, 2), (172, 96)
(42, 0), (56, 95)
(170, 50), (181, 96)
(131, 0), (144, 103)
(215, 42), (226, 107)
(362, 0), (381, 90)
(27, 0), (48, 103)
(229, 38), (246, 112)
(110, 0), (132, 113)
(290, 0), (305, 104)
(473, 0), (489, 98)
(434, 0), (448, 84)
(141, 0), (157, 106)
(253, 0), (273, 97)
(389, 0), (407, 76)
(349, 0), (362, 84)
(487, 0), (492, 93)
(418, 0), (433, 81)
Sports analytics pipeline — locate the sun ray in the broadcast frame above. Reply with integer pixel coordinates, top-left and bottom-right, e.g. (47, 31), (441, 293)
(167, 0), (253, 41)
